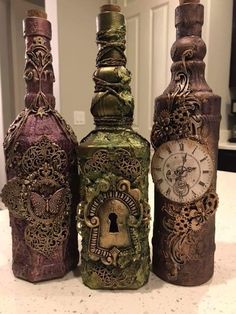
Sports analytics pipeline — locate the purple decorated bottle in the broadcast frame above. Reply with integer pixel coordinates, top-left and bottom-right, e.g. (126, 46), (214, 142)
(1, 10), (79, 282)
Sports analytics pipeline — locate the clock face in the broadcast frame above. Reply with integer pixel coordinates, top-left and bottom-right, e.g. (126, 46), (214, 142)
(151, 139), (214, 203)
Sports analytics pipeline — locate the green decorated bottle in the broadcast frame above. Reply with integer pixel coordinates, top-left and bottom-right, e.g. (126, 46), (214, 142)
(77, 4), (151, 289)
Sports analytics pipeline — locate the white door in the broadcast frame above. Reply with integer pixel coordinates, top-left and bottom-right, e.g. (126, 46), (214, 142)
(0, 62), (6, 192)
(115, 0), (213, 141)
(116, 0), (178, 140)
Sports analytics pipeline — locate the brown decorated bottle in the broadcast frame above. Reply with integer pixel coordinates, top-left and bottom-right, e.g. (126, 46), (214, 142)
(1, 10), (79, 282)
(77, 5), (151, 289)
(151, 0), (221, 286)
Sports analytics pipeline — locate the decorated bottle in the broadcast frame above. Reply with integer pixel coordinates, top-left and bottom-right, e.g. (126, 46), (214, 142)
(151, 0), (221, 286)
(1, 10), (79, 282)
(77, 4), (150, 289)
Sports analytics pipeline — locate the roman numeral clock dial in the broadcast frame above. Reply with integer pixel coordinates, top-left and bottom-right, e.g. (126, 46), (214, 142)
(151, 139), (214, 203)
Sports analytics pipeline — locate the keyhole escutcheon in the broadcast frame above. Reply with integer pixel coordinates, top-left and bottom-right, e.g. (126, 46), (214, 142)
(108, 213), (119, 233)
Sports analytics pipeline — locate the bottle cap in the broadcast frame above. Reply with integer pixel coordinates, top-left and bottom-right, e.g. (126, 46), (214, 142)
(24, 9), (51, 39)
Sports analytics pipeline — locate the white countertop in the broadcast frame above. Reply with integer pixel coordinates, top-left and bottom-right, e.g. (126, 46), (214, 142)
(218, 141), (236, 151)
(0, 171), (236, 314)
(219, 130), (236, 150)
(219, 142), (236, 150)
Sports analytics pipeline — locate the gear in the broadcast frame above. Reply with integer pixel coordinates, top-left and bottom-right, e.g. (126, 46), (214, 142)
(172, 106), (189, 125)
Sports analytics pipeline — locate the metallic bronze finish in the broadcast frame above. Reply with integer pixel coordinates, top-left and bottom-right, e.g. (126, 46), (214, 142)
(151, 1), (221, 286)
(1, 10), (79, 282)
(77, 6), (150, 290)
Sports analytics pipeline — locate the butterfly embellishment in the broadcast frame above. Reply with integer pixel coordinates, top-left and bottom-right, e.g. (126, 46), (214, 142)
(30, 188), (66, 218)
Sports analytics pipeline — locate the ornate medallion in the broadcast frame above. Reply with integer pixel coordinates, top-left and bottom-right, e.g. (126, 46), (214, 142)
(1, 136), (71, 257)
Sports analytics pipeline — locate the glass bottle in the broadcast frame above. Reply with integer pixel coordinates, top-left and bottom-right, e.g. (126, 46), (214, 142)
(77, 4), (151, 289)
(1, 10), (79, 282)
(151, 0), (221, 286)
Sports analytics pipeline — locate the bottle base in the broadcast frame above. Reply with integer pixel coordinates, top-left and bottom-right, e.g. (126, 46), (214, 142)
(12, 257), (79, 283)
(152, 257), (214, 286)
(82, 275), (150, 290)
(81, 260), (150, 290)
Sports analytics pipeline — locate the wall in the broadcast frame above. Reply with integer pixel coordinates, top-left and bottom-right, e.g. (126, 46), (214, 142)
(0, 0), (44, 189)
(47, 0), (233, 142)
(10, 0), (44, 117)
(45, 0), (60, 111)
(46, 0), (106, 140)
(206, 0), (233, 133)
(0, 0), (10, 189)
(0, 61), (6, 191)
(0, 0), (15, 134)
(0, 0), (234, 167)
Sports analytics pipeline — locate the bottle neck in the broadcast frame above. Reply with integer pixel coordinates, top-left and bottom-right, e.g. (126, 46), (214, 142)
(175, 3), (204, 39)
(23, 17), (55, 115)
(94, 117), (133, 129)
(92, 7), (135, 128)
(169, 2), (210, 90)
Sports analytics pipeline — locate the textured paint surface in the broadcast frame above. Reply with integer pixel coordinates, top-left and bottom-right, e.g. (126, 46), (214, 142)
(1, 12), (79, 282)
(77, 6), (151, 290)
(151, 1), (221, 286)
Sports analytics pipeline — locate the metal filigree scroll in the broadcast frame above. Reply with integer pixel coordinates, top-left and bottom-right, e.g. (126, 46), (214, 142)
(162, 190), (218, 279)
(151, 54), (204, 150)
(24, 36), (55, 116)
(83, 148), (141, 182)
(2, 137), (71, 257)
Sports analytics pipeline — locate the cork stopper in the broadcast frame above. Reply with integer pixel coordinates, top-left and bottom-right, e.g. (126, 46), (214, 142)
(179, 0), (200, 4)
(27, 9), (47, 19)
(100, 4), (121, 13)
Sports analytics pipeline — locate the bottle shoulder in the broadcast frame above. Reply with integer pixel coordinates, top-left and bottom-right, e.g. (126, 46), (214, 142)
(4, 109), (78, 153)
(79, 128), (150, 149)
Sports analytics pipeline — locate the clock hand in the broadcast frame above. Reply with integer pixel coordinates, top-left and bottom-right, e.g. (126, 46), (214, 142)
(175, 154), (188, 178)
(186, 167), (197, 173)
(177, 166), (196, 179)
(182, 153), (187, 167)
